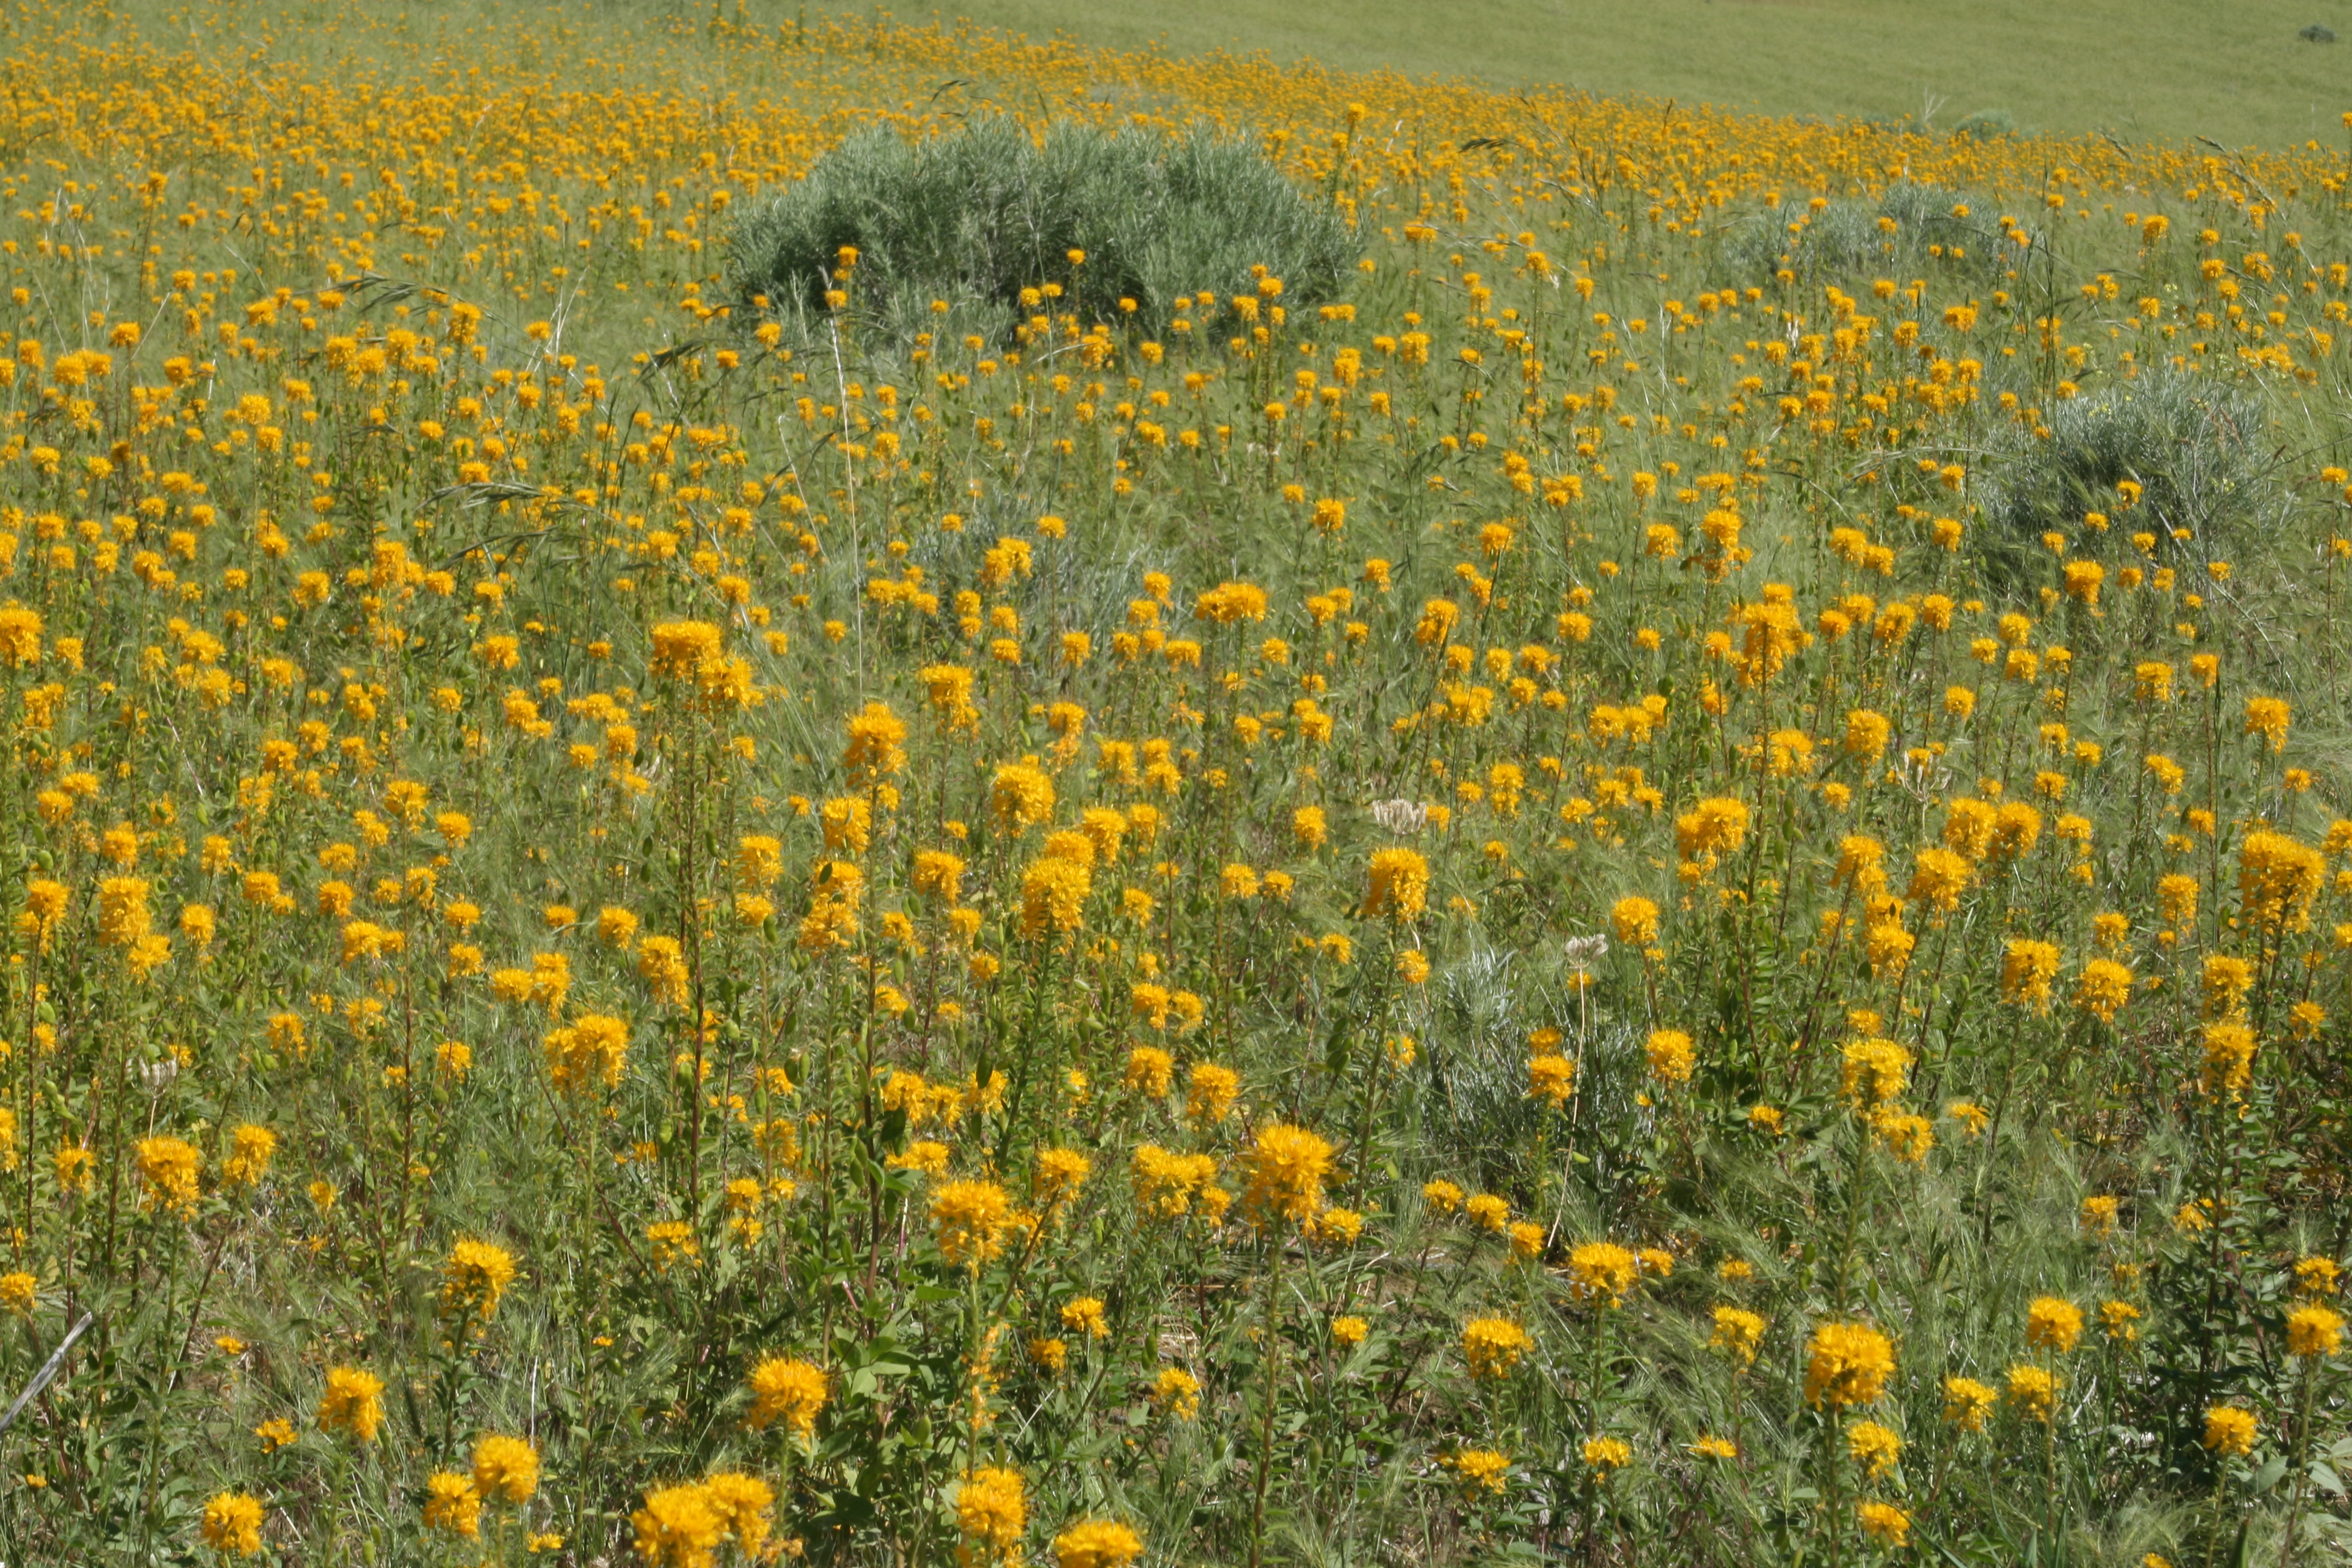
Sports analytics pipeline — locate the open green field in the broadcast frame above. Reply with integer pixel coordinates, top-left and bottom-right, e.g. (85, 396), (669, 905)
(826, 0), (2352, 149)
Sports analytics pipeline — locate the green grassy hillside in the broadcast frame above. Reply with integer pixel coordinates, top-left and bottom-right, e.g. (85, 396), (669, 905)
(826, 0), (2352, 149)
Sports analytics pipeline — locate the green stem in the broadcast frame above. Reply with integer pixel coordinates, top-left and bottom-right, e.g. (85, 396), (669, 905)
(2281, 1360), (2321, 1568)
(1247, 1232), (1285, 1568)
(1824, 1411), (1843, 1568)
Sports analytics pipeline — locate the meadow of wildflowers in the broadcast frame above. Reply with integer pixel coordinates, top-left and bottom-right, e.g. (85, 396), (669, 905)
(2, 1), (2352, 1563)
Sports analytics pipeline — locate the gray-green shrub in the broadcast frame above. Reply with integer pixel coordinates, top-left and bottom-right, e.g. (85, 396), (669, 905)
(725, 118), (1354, 336)
(1975, 370), (2277, 581)
(1952, 107), (2019, 139)
(1721, 180), (2008, 284)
